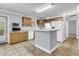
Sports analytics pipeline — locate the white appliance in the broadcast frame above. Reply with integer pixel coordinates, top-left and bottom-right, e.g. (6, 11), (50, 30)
(28, 31), (34, 40)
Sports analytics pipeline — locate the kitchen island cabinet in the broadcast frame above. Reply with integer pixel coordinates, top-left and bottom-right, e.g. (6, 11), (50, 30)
(35, 28), (59, 54)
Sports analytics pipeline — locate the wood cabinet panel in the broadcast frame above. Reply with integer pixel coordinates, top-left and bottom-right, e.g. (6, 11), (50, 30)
(10, 33), (19, 44)
(10, 32), (28, 44)
(37, 20), (44, 27)
(22, 17), (32, 26)
(25, 32), (28, 40)
(19, 33), (24, 42)
(19, 32), (28, 42)
(37, 17), (64, 27)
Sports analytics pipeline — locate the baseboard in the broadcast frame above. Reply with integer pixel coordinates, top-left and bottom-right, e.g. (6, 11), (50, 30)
(50, 44), (58, 53)
(62, 37), (67, 42)
(57, 37), (66, 43)
(35, 44), (58, 54)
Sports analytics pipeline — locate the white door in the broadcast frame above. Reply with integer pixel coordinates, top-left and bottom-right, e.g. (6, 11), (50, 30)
(0, 17), (7, 44)
(68, 20), (77, 37)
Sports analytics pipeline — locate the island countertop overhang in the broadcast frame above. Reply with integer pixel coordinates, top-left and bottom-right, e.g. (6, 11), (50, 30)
(34, 28), (60, 32)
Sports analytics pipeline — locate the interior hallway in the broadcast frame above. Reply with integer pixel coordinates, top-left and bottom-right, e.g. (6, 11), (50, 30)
(0, 37), (79, 56)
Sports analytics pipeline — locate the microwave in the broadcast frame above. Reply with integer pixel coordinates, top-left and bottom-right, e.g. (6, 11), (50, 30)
(12, 23), (19, 26)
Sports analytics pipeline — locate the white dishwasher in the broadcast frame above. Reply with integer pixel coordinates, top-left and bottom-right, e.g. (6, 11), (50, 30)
(28, 31), (34, 40)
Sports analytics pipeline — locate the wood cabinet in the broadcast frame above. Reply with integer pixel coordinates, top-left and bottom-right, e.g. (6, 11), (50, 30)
(37, 20), (44, 27)
(37, 20), (51, 27)
(19, 32), (28, 42)
(10, 33), (19, 43)
(37, 17), (64, 27)
(22, 17), (32, 26)
(10, 32), (28, 44)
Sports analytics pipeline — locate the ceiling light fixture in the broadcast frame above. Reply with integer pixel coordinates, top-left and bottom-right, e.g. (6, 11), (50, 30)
(35, 4), (55, 13)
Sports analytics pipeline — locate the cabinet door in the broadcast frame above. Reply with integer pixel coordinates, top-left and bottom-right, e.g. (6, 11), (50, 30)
(23, 32), (27, 40)
(22, 17), (32, 26)
(10, 33), (19, 44)
(19, 32), (28, 42)
(19, 32), (25, 42)
(25, 32), (28, 41)
(37, 20), (44, 27)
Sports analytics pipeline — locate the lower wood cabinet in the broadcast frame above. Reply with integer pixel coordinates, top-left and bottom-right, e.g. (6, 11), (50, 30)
(11, 33), (19, 43)
(10, 32), (28, 44)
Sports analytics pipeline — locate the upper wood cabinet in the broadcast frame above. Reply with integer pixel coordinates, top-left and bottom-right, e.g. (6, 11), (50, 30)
(37, 19), (51, 27)
(36, 17), (64, 27)
(22, 17), (32, 26)
(37, 20), (44, 27)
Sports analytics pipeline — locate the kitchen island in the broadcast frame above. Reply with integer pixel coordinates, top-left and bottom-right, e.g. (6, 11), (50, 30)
(35, 28), (59, 54)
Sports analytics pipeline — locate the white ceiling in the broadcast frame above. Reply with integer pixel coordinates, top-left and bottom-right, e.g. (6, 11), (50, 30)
(0, 3), (78, 18)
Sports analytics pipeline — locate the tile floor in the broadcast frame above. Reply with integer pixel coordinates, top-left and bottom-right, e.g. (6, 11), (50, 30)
(0, 38), (79, 56)
(0, 41), (34, 56)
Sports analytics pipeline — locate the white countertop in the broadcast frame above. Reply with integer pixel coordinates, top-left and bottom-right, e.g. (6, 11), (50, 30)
(11, 31), (27, 33)
(34, 28), (60, 32)
(21, 26), (60, 32)
(22, 26), (35, 31)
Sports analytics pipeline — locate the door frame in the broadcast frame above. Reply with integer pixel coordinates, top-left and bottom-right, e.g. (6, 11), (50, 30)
(67, 19), (77, 38)
(0, 16), (9, 43)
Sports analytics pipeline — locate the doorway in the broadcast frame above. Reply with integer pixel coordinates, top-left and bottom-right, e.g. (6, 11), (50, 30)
(0, 16), (7, 44)
(68, 20), (77, 38)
